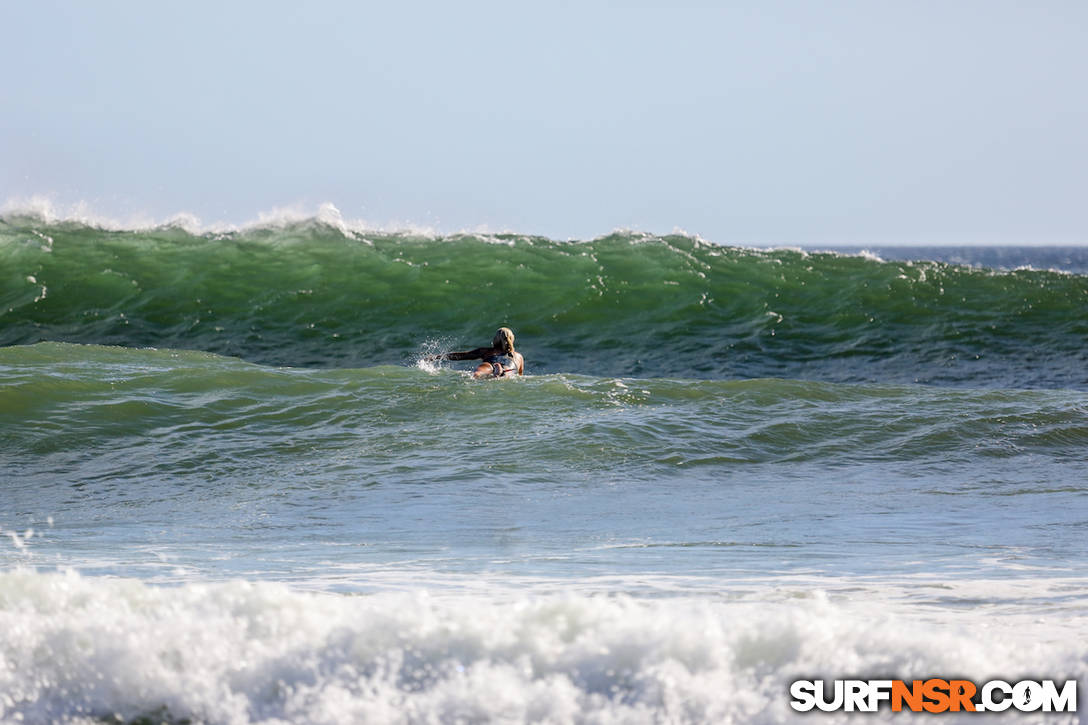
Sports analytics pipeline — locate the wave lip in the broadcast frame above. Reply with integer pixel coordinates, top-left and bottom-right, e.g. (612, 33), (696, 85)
(0, 197), (446, 238)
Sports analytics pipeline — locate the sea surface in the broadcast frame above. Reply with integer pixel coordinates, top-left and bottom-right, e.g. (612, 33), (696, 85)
(1, 212), (1086, 724)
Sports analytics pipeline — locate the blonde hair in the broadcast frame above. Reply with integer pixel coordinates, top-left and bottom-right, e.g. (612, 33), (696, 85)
(492, 327), (515, 353)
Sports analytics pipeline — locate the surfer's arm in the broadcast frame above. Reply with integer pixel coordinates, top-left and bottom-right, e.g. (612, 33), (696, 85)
(439, 347), (490, 361)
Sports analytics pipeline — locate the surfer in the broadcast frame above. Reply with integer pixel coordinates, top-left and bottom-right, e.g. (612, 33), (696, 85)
(431, 327), (524, 379)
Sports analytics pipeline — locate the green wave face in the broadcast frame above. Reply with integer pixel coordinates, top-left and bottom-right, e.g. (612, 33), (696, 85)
(1, 217), (1086, 387)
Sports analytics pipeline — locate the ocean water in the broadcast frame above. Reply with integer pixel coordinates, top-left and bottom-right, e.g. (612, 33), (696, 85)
(1, 212), (1086, 724)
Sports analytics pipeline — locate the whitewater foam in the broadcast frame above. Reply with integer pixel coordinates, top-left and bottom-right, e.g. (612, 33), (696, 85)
(0, 569), (1084, 725)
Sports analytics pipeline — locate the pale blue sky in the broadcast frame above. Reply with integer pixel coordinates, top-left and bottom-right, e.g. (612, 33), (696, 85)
(2, 1), (1086, 244)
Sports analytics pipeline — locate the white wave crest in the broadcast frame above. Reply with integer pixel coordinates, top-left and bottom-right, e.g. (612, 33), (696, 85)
(0, 197), (730, 248)
(0, 196), (442, 239)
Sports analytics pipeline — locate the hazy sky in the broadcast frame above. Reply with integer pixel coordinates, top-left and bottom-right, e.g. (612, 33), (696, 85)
(3, 1), (1086, 244)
